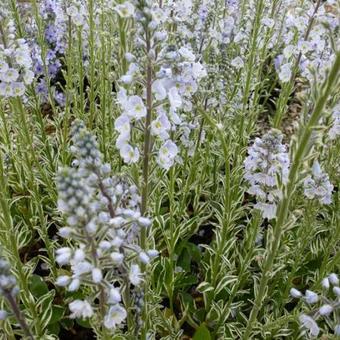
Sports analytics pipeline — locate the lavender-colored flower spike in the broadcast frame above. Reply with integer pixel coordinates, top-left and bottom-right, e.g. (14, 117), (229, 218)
(55, 120), (157, 331)
(303, 160), (333, 205)
(244, 129), (290, 219)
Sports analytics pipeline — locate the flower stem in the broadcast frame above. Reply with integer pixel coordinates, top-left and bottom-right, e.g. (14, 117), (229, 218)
(243, 52), (340, 339)
(141, 30), (153, 247)
(5, 293), (34, 340)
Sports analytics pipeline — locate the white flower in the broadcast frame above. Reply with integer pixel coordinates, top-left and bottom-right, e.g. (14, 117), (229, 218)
(322, 277), (330, 289)
(329, 273), (339, 285)
(12, 82), (25, 97)
(4, 68), (19, 82)
(152, 79), (167, 100)
(151, 113), (171, 139)
(139, 252), (150, 264)
(119, 144), (140, 164)
(126, 63), (139, 76)
(108, 287), (121, 304)
(290, 288), (302, 298)
(109, 217), (125, 228)
(231, 56), (244, 69)
(104, 304), (127, 329)
(70, 13), (85, 26)
(254, 202), (277, 220)
(168, 87), (182, 110)
(56, 275), (71, 287)
(72, 261), (93, 276)
(125, 52), (135, 62)
(91, 268), (102, 283)
(157, 140), (178, 170)
(59, 227), (73, 238)
(335, 325), (340, 336)
(68, 278), (80, 292)
(178, 47), (195, 61)
(0, 61), (9, 74)
(117, 88), (129, 111)
(283, 45), (294, 59)
(329, 104), (340, 139)
(0, 83), (13, 97)
(66, 5), (77, 17)
(319, 304), (333, 316)
(114, 2), (135, 18)
(56, 247), (72, 265)
(138, 216), (152, 227)
(147, 249), (159, 258)
(0, 310), (7, 320)
(69, 300), (94, 319)
(299, 314), (320, 337)
(23, 70), (34, 85)
(85, 220), (97, 234)
(99, 240), (111, 250)
(115, 115), (131, 138)
(304, 290), (318, 304)
(73, 249), (85, 263)
(129, 264), (142, 286)
(304, 161), (333, 205)
(261, 17), (274, 28)
(121, 74), (133, 84)
(278, 63), (292, 82)
(111, 252), (124, 265)
(127, 96), (146, 119)
(15, 48), (32, 68)
(192, 62), (207, 78)
(333, 286), (340, 296)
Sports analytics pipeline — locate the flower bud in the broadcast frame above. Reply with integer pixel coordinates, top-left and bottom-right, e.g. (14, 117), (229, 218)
(56, 275), (71, 287)
(290, 288), (302, 298)
(304, 290), (318, 304)
(111, 252), (124, 265)
(329, 273), (339, 286)
(319, 304), (333, 316)
(92, 268), (103, 283)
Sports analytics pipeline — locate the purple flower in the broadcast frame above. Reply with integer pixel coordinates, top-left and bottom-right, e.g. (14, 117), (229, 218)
(48, 62), (60, 77)
(34, 62), (44, 75)
(36, 79), (48, 99)
(45, 24), (57, 44)
(274, 55), (283, 71)
(55, 91), (66, 107)
(46, 49), (56, 61)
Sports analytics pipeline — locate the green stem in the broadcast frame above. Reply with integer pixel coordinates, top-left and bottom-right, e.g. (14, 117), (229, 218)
(5, 293), (34, 340)
(77, 29), (85, 118)
(243, 52), (340, 339)
(273, 0), (322, 128)
(88, 0), (96, 127)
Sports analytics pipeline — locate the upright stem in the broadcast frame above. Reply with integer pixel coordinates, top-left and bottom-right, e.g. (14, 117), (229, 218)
(5, 293), (34, 340)
(140, 23), (153, 340)
(77, 29), (85, 118)
(141, 30), (153, 249)
(88, 0), (96, 127)
(273, 0), (322, 128)
(243, 52), (340, 339)
(239, 0), (264, 145)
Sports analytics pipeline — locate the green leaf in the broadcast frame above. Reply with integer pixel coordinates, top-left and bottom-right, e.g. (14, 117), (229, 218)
(76, 317), (92, 329)
(193, 323), (211, 340)
(29, 274), (49, 297)
(175, 274), (198, 289)
(177, 247), (191, 271)
(47, 322), (60, 336)
(50, 305), (65, 324)
(186, 242), (201, 263)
